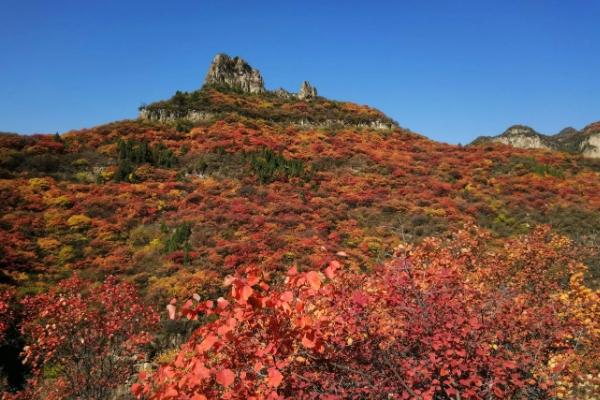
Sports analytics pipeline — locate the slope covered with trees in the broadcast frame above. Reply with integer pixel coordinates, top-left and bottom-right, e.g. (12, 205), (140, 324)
(0, 85), (599, 399)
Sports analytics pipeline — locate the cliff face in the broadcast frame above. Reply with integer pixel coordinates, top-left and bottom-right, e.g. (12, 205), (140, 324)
(579, 122), (600, 158)
(204, 54), (265, 94)
(580, 134), (600, 158)
(472, 122), (600, 158)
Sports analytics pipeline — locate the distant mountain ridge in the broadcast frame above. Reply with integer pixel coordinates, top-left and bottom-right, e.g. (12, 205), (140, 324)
(472, 122), (600, 158)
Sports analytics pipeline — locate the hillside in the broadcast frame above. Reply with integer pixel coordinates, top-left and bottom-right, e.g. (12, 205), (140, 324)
(1, 54), (599, 399)
(472, 122), (600, 158)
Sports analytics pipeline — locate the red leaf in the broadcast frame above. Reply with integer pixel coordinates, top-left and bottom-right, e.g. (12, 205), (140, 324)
(164, 387), (178, 398)
(193, 361), (211, 380)
(306, 271), (321, 290)
(267, 367), (283, 388)
(240, 285), (254, 301)
(196, 334), (217, 353)
(280, 291), (293, 303)
(216, 368), (235, 387)
(503, 360), (518, 370)
(217, 297), (229, 310)
(302, 333), (316, 348)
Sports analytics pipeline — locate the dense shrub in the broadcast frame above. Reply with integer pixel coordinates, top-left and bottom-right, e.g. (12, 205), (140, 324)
(17, 276), (159, 400)
(114, 139), (177, 182)
(247, 148), (310, 183)
(133, 227), (600, 399)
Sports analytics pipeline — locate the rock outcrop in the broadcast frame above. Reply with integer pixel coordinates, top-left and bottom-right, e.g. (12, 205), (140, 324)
(579, 122), (600, 158)
(204, 54), (265, 94)
(139, 108), (214, 123)
(274, 88), (295, 99)
(471, 122), (600, 158)
(493, 125), (552, 150)
(202, 54), (319, 99)
(298, 81), (318, 100)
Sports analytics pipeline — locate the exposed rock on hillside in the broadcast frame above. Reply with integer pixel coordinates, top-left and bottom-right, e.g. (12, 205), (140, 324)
(274, 88), (295, 99)
(493, 125), (552, 150)
(298, 81), (318, 100)
(204, 54), (265, 94)
(472, 122), (600, 158)
(579, 122), (600, 158)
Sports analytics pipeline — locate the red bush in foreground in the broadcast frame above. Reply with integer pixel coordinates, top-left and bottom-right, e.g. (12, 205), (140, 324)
(134, 227), (599, 399)
(15, 276), (159, 400)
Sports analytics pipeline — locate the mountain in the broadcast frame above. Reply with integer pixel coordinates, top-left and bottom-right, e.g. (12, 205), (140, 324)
(1, 54), (599, 399)
(139, 54), (396, 130)
(472, 122), (600, 158)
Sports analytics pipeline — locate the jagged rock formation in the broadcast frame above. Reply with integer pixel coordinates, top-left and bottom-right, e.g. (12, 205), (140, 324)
(298, 81), (318, 100)
(471, 122), (600, 158)
(204, 54), (265, 94)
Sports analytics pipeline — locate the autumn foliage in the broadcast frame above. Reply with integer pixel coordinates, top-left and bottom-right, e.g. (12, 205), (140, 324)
(1, 88), (600, 399)
(0, 289), (15, 344)
(13, 276), (158, 400)
(133, 227), (599, 399)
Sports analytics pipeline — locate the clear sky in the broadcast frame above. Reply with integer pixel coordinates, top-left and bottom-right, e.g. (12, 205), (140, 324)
(1, 0), (599, 144)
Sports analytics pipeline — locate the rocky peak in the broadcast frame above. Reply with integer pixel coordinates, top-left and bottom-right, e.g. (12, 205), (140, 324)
(471, 125), (551, 151)
(501, 125), (540, 138)
(556, 127), (579, 137)
(298, 81), (318, 100)
(204, 53), (265, 94)
(471, 121), (600, 158)
(553, 127), (581, 147)
(494, 125), (551, 150)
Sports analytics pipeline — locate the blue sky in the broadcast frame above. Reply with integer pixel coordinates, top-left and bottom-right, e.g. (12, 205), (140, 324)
(1, 0), (599, 144)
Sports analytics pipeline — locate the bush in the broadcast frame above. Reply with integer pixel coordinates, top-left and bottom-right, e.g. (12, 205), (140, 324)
(163, 222), (193, 265)
(247, 148), (310, 183)
(114, 139), (177, 182)
(134, 227), (600, 399)
(175, 119), (194, 133)
(19, 275), (159, 400)
(23, 153), (60, 173)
